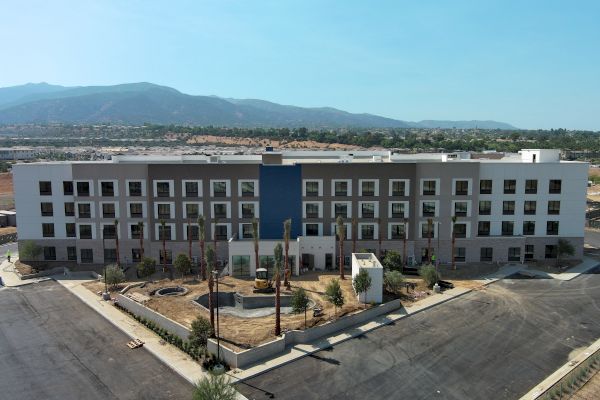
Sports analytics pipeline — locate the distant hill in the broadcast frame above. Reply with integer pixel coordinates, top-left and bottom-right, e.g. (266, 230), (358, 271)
(0, 82), (517, 129)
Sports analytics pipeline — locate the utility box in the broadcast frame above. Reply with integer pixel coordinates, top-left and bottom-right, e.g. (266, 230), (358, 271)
(351, 253), (383, 304)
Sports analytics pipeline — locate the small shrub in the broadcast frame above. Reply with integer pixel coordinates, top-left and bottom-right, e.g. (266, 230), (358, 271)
(384, 270), (405, 294)
(419, 264), (440, 288)
(137, 257), (157, 279)
(190, 316), (213, 348)
(105, 264), (125, 289)
(193, 373), (237, 400)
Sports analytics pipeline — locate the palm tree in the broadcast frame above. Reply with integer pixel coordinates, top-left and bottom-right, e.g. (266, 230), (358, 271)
(205, 244), (216, 333)
(352, 217), (357, 254)
(336, 216), (345, 280)
(427, 217), (433, 263)
(274, 243), (283, 336)
(402, 217), (408, 268)
(138, 221), (144, 259)
(213, 217), (219, 272)
(451, 216), (458, 270)
(377, 217), (383, 260)
(197, 215), (206, 280)
(283, 219), (291, 289)
(187, 217), (192, 260)
(252, 218), (259, 276)
(114, 219), (120, 267)
(160, 219), (172, 280)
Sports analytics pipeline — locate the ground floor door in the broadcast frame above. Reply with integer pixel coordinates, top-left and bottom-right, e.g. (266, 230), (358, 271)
(231, 255), (251, 278)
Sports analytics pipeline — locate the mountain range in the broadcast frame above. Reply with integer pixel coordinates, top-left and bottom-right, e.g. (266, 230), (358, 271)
(0, 82), (517, 129)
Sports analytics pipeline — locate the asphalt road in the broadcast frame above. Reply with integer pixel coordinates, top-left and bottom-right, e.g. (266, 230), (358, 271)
(237, 268), (600, 400)
(0, 280), (192, 400)
(584, 228), (600, 249)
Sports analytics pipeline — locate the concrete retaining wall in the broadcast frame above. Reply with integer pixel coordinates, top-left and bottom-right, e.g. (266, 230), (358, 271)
(18, 266), (67, 280)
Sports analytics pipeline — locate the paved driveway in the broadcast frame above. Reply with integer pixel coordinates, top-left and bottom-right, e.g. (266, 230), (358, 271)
(237, 269), (600, 400)
(0, 280), (192, 400)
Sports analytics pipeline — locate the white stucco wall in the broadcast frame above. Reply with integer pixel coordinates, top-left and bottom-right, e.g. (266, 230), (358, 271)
(351, 253), (383, 304)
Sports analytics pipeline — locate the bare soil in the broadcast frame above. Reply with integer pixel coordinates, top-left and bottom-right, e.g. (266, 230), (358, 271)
(186, 135), (366, 151)
(14, 260), (35, 275)
(0, 172), (14, 209)
(0, 226), (16, 235)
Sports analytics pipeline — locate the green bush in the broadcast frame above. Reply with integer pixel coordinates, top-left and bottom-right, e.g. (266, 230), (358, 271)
(190, 316), (213, 348)
(137, 257), (157, 279)
(105, 264), (125, 289)
(419, 264), (440, 288)
(384, 270), (405, 294)
(193, 374), (237, 400)
(382, 250), (403, 271)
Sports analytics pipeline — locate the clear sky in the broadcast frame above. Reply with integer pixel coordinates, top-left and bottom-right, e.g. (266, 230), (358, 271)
(0, 0), (598, 130)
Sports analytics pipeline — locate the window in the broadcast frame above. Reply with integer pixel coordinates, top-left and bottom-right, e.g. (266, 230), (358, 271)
(479, 201), (491, 215)
(421, 223), (435, 239)
(453, 223), (467, 238)
(361, 224), (375, 240)
(502, 221), (514, 236)
(335, 181), (349, 197)
(504, 180), (516, 194)
(478, 221), (490, 236)
(334, 203), (348, 218)
(79, 224), (92, 239)
(422, 201), (436, 217)
(523, 221), (536, 235)
(455, 247), (466, 262)
(545, 245), (557, 259)
(64, 202), (75, 216)
(158, 225), (172, 240)
(78, 203), (91, 218)
(390, 224), (406, 239)
(128, 181), (142, 196)
(391, 203), (405, 218)
(525, 179), (537, 194)
(43, 246), (56, 261)
(42, 223), (55, 238)
(156, 182), (170, 197)
(422, 180), (436, 195)
(525, 245), (535, 261)
(76, 181), (90, 197)
(231, 255), (251, 277)
(186, 203), (200, 218)
(454, 202), (468, 217)
(259, 255), (275, 276)
(39, 181), (52, 195)
(546, 221), (559, 235)
(361, 203), (375, 218)
(104, 249), (117, 263)
(132, 249), (142, 262)
(101, 181), (114, 197)
(103, 224), (116, 239)
(305, 203), (319, 218)
(455, 180), (469, 195)
(215, 224), (228, 240)
(102, 203), (116, 218)
(549, 179), (562, 194)
(66, 223), (76, 238)
(130, 203), (143, 218)
(67, 247), (77, 261)
(213, 203), (229, 219)
(80, 249), (94, 263)
(503, 201), (515, 215)
(160, 250), (173, 265)
(508, 247), (521, 262)
(524, 201), (537, 215)
(333, 223), (349, 240)
(130, 224), (142, 239)
(391, 180), (406, 196)
(480, 180), (492, 194)
(241, 181), (255, 197)
(241, 223), (253, 239)
(157, 203), (171, 219)
(186, 225), (199, 240)
(212, 181), (227, 197)
(361, 180), (376, 196)
(63, 181), (73, 195)
(548, 201), (560, 215)
(305, 223), (319, 236)
(40, 202), (53, 216)
(305, 181), (319, 197)
(241, 203), (255, 218)
(185, 181), (199, 197)
(480, 247), (493, 262)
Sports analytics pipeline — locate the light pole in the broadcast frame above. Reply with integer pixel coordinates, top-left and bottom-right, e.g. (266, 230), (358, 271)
(212, 269), (223, 373)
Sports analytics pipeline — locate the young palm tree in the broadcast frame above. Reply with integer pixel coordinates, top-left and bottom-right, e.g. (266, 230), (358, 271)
(283, 219), (291, 289)
(197, 215), (206, 280)
(252, 218), (259, 276)
(114, 219), (120, 267)
(352, 217), (357, 254)
(213, 217), (219, 271)
(160, 219), (172, 279)
(138, 221), (144, 259)
(274, 243), (283, 336)
(402, 217), (408, 268)
(336, 216), (345, 280)
(187, 217), (192, 260)
(377, 217), (383, 260)
(451, 216), (458, 270)
(205, 244), (216, 333)
(427, 217), (433, 263)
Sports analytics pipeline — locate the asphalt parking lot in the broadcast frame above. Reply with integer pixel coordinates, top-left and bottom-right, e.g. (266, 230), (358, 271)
(0, 280), (192, 400)
(237, 267), (600, 400)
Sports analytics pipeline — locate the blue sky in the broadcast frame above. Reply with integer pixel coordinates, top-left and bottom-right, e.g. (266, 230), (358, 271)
(1, 0), (598, 130)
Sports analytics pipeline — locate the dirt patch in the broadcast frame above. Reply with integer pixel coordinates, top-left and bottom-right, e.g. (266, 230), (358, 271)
(525, 259), (580, 274)
(186, 135), (365, 151)
(0, 172), (13, 209)
(14, 260), (35, 275)
(0, 226), (16, 235)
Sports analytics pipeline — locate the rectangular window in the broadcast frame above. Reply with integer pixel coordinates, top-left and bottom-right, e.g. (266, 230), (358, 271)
(64, 202), (75, 216)
(545, 245), (557, 259)
(548, 201), (560, 215)
(478, 221), (490, 236)
(241, 181), (255, 197)
(186, 203), (200, 218)
(455, 247), (466, 262)
(156, 182), (170, 197)
(259, 255), (275, 276)
(502, 221), (514, 236)
(361, 224), (375, 239)
(63, 181), (73, 195)
(130, 203), (143, 218)
(78, 203), (91, 218)
(305, 223), (319, 236)
(549, 179), (562, 194)
(391, 180), (406, 196)
(212, 181), (227, 197)
(103, 224), (116, 239)
(335, 203), (348, 218)
(525, 179), (538, 194)
(479, 201), (491, 215)
(185, 181), (199, 198)
(480, 247), (493, 262)
(479, 180), (492, 194)
(305, 181), (319, 197)
(504, 180), (516, 194)
(361, 203), (375, 218)
(130, 224), (142, 239)
(213, 203), (227, 218)
(455, 180), (469, 196)
(132, 249), (142, 262)
(524, 201), (537, 215)
(422, 201), (436, 217)
(159, 250), (173, 265)
(335, 181), (348, 197)
(39, 181), (52, 195)
(104, 248), (117, 263)
(79, 224), (92, 239)
(241, 203), (255, 219)
(525, 245), (534, 261)
(186, 225), (199, 240)
(157, 203), (171, 219)
(76, 181), (90, 197)
(66, 223), (76, 238)
(42, 223), (55, 238)
(523, 221), (536, 235)
(453, 223), (467, 238)
(422, 180), (436, 196)
(503, 201), (515, 215)
(67, 246), (77, 261)
(391, 203), (405, 218)
(101, 181), (114, 197)
(546, 221), (559, 235)
(454, 202), (468, 217)
(215, 224), (228, 240)
(508, 247), (521, 262)
(421, 223), (435, 239)
(43, 246), (56, 261)
(80, 249), (93, 263)
(40, 202), (53, 216)
(390, 224), (406, 239)
(102, 203), (116, 218)
(231, 255), (251, 277)
(305, 203), (319, 218)
(361, 181), (375, 196)
(158, 225), (172, 241)
(128, 181), (142, 197)
(241, 223), (253, 239)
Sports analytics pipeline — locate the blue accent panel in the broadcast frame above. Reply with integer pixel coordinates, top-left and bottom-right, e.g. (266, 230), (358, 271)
(259, 164), (302, 240)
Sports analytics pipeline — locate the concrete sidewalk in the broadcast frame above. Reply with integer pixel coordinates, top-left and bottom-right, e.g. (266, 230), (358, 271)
(0, 257), (51, 287)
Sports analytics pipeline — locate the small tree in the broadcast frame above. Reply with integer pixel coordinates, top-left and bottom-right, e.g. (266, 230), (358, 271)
(382, 250), (403, 271)
(105, 264), (125, 289)
(336, 216), (345, 280)
(419, 263), (439, 288)
(174, 253), (192, 279)
(291, 287), (310, 329)
(557, 239), (575, 268)
(193, 374), (236, 400)
(189, 316), (213, 348)
(205, 245), (216, 331)
(137, 257), (156, 280)
(384, 270), (405, 294)
(325, 278), (344, 318)
(353, 268), (372, 308)
(19, 240), (42, 261)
